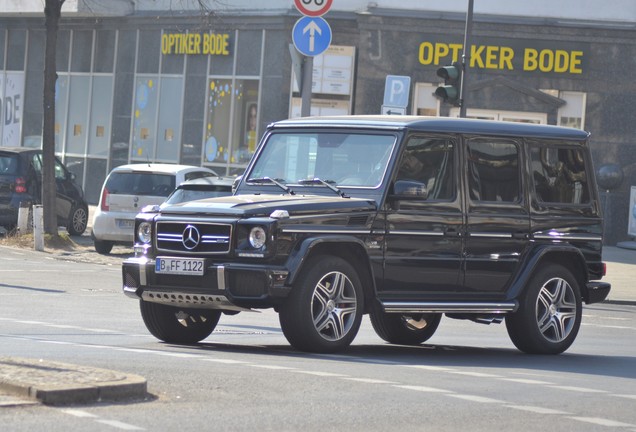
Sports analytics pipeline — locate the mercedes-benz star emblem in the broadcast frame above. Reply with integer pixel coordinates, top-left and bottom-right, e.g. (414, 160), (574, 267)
(182, 225), (201, 250)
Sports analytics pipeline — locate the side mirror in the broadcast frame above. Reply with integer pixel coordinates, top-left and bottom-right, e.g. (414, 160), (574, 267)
(390, 180), (428, 200)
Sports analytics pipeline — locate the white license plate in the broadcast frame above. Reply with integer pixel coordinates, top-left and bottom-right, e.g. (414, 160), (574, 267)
(156, 257), (205, 276)
(117, 219), (134, 229)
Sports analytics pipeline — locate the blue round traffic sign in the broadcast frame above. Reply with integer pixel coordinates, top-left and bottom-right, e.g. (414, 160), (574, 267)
(292, 16), (332, 57)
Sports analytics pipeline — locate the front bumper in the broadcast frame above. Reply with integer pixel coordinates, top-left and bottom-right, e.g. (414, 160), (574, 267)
(122, 256), (291, 311)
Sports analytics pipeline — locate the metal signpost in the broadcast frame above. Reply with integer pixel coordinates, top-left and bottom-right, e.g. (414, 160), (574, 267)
(292, 0), (333, 116)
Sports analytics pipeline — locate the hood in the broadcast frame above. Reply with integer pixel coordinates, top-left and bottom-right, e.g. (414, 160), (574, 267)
(157, 193), (377, 218)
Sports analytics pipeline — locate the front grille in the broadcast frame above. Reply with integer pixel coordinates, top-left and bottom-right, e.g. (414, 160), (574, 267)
(156, 221), (232, 254)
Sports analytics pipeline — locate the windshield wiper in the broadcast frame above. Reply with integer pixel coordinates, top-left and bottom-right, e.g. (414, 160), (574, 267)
(246, 177), (295, 195)
(297, 178), (348, 198)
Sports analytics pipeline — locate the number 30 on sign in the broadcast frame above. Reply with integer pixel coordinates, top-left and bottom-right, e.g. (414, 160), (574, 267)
(294, 0), (333, 17)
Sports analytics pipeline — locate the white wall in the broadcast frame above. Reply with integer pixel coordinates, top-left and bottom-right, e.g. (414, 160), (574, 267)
(1, 0), (634, 23)
(132, 0), (636, 23)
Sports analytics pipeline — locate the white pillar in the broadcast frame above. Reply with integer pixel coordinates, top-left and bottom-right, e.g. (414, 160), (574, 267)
(33, 205), (44, 251)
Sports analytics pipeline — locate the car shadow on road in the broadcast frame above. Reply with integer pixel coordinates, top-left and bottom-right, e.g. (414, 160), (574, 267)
(161, 339), (636, 382)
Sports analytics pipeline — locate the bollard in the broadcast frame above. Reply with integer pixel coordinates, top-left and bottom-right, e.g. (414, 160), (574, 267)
(17, 201), (31, 234)
(33, 205), (44, 251)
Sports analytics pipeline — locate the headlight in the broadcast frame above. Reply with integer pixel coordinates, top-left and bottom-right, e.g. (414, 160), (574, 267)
(137, 222), (152, 244)
(248, 226), (267, 249)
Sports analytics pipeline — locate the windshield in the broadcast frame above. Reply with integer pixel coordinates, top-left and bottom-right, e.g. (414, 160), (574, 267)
(248, 132), (396, 188)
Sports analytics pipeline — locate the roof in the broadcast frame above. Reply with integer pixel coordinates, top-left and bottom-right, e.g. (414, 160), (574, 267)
(0, 147), (40, 154)
(270, 116), (590, 141)
(109, 163), (217, 175)
(176, 176), (235, 188)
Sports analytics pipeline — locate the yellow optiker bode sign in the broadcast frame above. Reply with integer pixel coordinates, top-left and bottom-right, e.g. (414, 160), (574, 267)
(419, 41), (584, 74)
(161, 33), (230, 55)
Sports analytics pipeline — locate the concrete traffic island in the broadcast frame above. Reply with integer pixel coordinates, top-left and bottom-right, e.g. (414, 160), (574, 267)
(0, 357), (147, 405)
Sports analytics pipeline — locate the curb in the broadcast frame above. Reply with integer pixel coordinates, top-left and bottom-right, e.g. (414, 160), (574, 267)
(0, 357), (147, 406)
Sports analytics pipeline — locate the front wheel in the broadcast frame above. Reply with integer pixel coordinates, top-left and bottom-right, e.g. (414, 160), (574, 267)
(67, 205), (88, 236)
(140, 301), (221, 344)
(506, 264), (582, 354)
(279, 255), (363, 353)
(370, 310), (441, 345)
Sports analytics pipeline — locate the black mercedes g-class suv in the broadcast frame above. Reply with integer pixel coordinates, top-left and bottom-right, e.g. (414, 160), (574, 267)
(122, 116), (610, 355)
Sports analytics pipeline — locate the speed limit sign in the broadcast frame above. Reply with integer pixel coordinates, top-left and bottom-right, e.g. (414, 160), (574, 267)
(293, 0), (333, 17)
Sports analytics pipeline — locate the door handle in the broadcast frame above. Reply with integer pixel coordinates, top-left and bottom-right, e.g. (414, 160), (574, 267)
(444, 229), (462, 237)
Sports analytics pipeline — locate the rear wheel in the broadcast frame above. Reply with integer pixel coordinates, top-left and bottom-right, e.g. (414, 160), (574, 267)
(140, 301), (221, 344)
(279, 255), (363, 353)
(93, 238), (113, 254)
(66, 205), (88, 236)
(370, 310), (441, 345)
(506, 264), (582, 354)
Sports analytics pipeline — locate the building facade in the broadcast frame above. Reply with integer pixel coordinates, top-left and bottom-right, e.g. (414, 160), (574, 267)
(1, 0), (635, 244)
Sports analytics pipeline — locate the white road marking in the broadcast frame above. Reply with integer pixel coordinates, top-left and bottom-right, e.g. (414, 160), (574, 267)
(500, 378), (553, 385)
(505, 405), (569, 415)
(96, 419), (145, 430)
(62, 409), (98, 418)
(291, 370), (347, 377)
(394, 385), (451, 393)
(343, 377), (397, 384)
(447, 394), (505, 404)
(549, 385), (607, 393)
(449, 371), (502, 378)
(249, 364), (295, 370)
(569, 417), (635, 427)
(200, 358), (248, 364)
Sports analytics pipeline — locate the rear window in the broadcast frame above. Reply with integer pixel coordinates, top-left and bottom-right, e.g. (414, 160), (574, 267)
(105, 172), (176, 197)
(0, 154), (19, 175)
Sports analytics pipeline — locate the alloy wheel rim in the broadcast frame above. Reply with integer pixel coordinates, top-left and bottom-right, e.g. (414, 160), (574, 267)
(535, 277), (577, 343)
(311, 271), (357, 341)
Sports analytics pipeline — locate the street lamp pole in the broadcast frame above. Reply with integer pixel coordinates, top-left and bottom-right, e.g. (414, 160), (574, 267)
(459, 0), (474, 118)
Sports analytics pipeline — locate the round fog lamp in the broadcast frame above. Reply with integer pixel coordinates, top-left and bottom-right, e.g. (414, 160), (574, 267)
(249, 226), (267, 249)
(137, 222), (152, 244)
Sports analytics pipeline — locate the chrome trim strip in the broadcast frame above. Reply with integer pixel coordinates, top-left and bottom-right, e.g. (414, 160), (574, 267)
(534, 233), (602, 241)
(388, 230), (444, 236)
(382, 301), (517, 313)
(217, 265), (225, 291)
(468, 232), (512, 238)
(281, 228), (371, 234)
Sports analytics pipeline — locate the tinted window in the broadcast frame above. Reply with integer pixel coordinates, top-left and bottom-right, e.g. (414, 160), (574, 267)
(184, 171), (215, 181)
(165, 187), (231, 204)
(0, 154), (19, 175)
(105, 172), (175, 197)
(249, 132), (395, 188)
(530, 145), (589, 204)
(397, 136), (455, 201)
(467, 139), (520, 203)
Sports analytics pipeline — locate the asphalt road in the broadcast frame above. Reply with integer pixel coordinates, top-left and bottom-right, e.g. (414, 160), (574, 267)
(0, 244), (635, 431)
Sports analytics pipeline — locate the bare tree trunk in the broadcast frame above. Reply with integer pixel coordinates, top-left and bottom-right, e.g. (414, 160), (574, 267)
(43, 0), (64, 235)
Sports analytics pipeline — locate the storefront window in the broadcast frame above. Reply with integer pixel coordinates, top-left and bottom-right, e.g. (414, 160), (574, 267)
(65, 75), (90, 154)
(88, 75), (113, 157)
(7, 29), (26, 71)
(204, 78), (259, 168)
(156, 77), (183, 161)
(131, 76), (159, 160)
(71, 30), (93, 73)
(54, 75), (69, 153)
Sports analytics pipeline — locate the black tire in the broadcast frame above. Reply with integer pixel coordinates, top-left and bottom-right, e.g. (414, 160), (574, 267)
(140, 300), (221, 344)
(66, 205), (88, 236)
(93, 238), (114, 254)
(506, 264), (582, 354)
(370, 310), (441, 345)
(279, 255), (363, 353)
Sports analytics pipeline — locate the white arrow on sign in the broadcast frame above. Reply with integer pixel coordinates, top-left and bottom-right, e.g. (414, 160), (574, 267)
(303, 20), (322, 52)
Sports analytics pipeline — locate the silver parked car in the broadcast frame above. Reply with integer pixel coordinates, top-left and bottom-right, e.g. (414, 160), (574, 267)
(92, 163), (217, 254)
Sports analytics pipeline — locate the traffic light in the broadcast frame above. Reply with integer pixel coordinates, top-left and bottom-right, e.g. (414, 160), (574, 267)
(435, 61), (463, 106)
